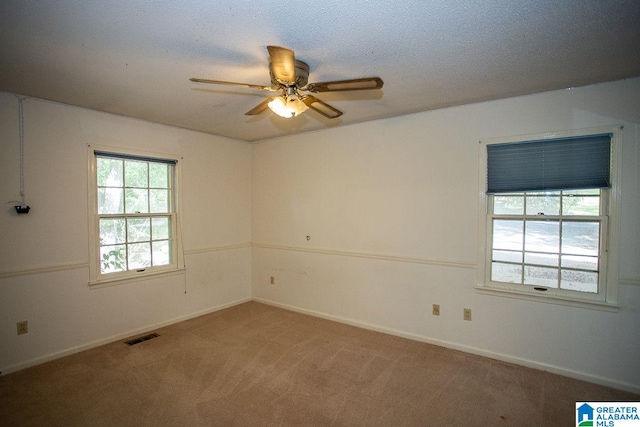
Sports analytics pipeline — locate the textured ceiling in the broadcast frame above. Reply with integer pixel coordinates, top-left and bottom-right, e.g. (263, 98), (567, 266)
(1, 0), (640, 142)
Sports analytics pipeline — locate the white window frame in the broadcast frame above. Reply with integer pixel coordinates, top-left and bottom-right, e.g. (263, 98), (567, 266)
(88, 145), (185, 287)
(476, 126), (622, 310)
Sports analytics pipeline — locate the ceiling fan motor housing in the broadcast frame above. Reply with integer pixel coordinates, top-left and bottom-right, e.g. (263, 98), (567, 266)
(270, 60), (309, 88)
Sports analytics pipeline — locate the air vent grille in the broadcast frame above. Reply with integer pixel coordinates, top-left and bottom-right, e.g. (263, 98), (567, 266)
(125, 333), (159, 346)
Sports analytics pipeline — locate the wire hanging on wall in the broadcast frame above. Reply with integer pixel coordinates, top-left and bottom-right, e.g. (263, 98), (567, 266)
(16, 96), (29, 213)
(10, 95), (30, 214)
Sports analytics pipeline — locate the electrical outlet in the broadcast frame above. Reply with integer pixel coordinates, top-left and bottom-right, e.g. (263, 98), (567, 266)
(432, 304), (440, 316)
(17, 320), (28, 335)
(270, 276), (275, 285)
(463, 309), (472, 321)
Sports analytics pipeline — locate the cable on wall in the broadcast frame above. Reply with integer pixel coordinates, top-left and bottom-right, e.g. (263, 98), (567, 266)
(18, 96), (25, 205)
(10, 95), (30, 214)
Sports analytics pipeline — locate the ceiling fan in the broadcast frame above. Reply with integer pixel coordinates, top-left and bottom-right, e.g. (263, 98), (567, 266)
(190, 46), (383, 119)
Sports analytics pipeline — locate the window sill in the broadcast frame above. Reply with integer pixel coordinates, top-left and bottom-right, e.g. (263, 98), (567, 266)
(474, 284), (620, 312)
(89, 267), (186, 289)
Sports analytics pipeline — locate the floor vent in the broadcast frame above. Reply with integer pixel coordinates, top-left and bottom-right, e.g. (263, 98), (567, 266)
(125, 333), (159, 346)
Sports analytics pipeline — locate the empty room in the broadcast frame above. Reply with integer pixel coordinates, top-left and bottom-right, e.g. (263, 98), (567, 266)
(1, 1), (639, 425)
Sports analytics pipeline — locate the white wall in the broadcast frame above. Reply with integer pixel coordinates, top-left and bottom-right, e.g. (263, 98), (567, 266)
(0, 94), (252, 372)
(252, 78), (640, 393)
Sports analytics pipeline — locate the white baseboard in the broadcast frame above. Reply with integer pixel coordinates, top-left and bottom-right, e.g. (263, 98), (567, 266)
(252, 297), (640, 395)
(0, 297), (251, 376)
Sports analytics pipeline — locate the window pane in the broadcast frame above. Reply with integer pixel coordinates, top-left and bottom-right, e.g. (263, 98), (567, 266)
(152, 217), (170, 240)
(125, 189), (149, 213)
(524, 266), (558, 288)
(491, 262), (522, 284)
(525, 221), (559, 253)
(152, 241), (170, 266)
(493, 195), (523, 215)
(526, 193), (560, 216)
(562, 191), (600, 216)
(127, 218), (150, 243)
(150, 189), (169, 213)
(561, 270), (598, 293)
(492, 250), (521, 263)
(128, 242), (151, 269)
(561, 255), (598, 271)
(493, 220), (523, 250)
(149, 163), (169, 188)
(100, 218), (126, 245)
(98, 188), (124, 214)
(561, 222), (599, 256)
(125, 160), (148, 188)
(97, 158), (123, 187)
(569, 189), (600, 195)
(100, 245), (126, 273)
(97, 157), (123, 187)
(524, 252), (558, 267)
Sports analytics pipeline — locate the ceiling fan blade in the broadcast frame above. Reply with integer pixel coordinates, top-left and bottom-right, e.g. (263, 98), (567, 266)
(245, 98), (274, 116)
(306, 77), (383, 93)
(190, 78), (274, 91)
(267, 46), (297, 85)
(302, 96), (343, 119)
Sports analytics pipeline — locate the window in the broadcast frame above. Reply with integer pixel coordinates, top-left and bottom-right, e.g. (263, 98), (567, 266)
(477, 128), (621, 308)
(88, 147), (183, 285)
(490, 189), (604, 292)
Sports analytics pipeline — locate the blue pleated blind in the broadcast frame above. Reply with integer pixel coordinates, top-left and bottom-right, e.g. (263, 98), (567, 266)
(486, 134), (611, 194)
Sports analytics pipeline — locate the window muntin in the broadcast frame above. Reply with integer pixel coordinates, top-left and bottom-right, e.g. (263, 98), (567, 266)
(90, 148), (181, 285)
(489, 190), (603, 294)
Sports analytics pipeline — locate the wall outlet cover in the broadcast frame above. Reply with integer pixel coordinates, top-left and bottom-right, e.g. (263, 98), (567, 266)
(17, 320), (28, 335)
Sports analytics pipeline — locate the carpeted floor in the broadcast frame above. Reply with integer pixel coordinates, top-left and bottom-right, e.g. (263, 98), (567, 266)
(0, 301), (637, 426)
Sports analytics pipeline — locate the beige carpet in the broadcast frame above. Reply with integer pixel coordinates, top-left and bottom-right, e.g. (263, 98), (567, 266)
(1, 301), (637, 426)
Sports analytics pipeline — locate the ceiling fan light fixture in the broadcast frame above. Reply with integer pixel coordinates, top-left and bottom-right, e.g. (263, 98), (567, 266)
(268, 91), (308, 118)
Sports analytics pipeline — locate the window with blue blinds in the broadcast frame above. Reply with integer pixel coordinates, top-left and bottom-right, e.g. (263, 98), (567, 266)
(486, 134), (611, 194)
